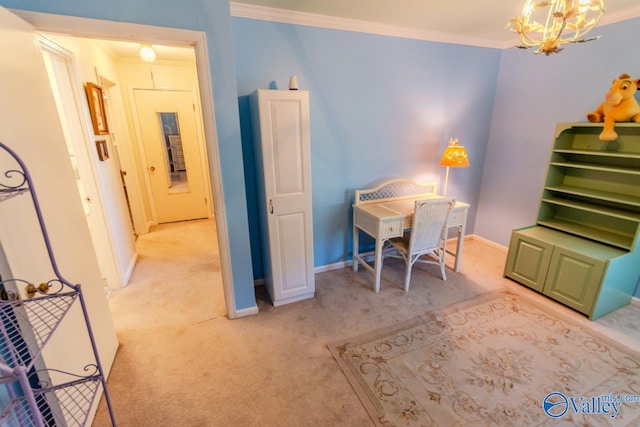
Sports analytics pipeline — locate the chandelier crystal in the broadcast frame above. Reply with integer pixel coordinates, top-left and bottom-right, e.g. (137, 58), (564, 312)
(508, 0), (605, 55)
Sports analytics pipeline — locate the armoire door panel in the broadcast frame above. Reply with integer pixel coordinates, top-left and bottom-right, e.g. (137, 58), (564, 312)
(276, 213), (310, 293)
(504, 231), (553, 292)
(269, 100), (304, 195)
(544, 249), (604, 315)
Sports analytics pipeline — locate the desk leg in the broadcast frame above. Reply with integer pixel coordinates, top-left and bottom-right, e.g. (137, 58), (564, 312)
(373, 237), (385, 293)
(353, 215), (359, 272)
(454, 222), (466, 273)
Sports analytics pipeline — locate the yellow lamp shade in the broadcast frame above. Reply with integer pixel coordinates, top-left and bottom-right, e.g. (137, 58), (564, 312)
(438, 138), (469, 168)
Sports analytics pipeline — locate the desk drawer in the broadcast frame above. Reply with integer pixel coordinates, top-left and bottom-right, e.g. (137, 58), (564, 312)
(448, 209), (465, 227)
(381, 218), (403, 239)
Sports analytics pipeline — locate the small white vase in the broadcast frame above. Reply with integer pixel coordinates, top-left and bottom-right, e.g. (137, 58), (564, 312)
(289, 75), (298, 90)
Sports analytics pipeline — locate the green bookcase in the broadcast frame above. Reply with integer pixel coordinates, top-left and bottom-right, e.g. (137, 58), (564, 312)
(505, 123), (640, 319)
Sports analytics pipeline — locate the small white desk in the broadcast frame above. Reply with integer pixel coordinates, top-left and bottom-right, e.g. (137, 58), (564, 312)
(352, 180), (469, 292)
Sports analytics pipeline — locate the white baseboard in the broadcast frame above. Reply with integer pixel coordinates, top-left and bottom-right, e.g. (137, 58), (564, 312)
(465, 234), (508, 252)
(270, 236), (640, 306)
(315, 260), (351, 273)
(121, 252), (138, 287)
(229, 304), (259, 319)
(311, 234), (508, 274)
(309, 235), (638, 309)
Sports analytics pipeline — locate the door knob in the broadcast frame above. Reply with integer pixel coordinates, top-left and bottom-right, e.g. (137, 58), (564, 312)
(149, 166), (156, 172)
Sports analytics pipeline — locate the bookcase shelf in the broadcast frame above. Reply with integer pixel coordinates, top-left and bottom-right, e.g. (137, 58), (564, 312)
(544, 185), (640, 207)
(537, 218), (634, 250)
(553, 148), (640, 159)
(505, 123), (640, 320)
(550, 161), (640, 175)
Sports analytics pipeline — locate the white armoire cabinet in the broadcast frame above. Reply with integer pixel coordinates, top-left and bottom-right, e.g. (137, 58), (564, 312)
(250, 89), (315, 306)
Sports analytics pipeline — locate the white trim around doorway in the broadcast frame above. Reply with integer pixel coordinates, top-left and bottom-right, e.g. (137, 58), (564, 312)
(13, 9), (238, 318)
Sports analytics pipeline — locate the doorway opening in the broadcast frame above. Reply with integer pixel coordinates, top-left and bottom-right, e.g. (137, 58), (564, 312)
(15, 10), (237, 318)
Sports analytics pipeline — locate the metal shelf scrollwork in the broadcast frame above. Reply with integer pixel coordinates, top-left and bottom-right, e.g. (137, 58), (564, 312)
(0, 141), (116, 426)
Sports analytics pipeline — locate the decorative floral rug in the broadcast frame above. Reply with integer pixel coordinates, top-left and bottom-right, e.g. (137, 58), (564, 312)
(329, 291), (640, 426)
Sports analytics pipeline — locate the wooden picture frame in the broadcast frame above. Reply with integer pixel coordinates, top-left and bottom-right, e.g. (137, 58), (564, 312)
(96, 140), (109, 161)
(85, 82), (109, 135)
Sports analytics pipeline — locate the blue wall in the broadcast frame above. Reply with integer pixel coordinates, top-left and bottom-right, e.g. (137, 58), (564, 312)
(0, 0), (258, 312)
(232, 18), (502, 278)
(3, 1), (638, 301)
(476, 17), (640, 297)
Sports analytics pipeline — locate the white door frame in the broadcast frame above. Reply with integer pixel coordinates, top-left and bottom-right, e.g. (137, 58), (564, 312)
(38, 37), (125, 290)
(14, 10), (237, 318)
(99, 75), (146, 237)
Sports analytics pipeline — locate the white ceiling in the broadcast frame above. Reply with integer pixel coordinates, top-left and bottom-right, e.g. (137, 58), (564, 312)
(84, 0), (640, 61)
(230, 0), (640, 47)
(92, 40), (196, 63)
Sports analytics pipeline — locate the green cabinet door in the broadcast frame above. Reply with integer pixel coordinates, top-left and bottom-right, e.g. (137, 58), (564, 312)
(504, 231), (553, 292)
(543, 247), (605, 316)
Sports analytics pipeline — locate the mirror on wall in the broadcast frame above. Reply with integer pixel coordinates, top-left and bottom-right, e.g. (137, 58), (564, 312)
(157, 112), (188, 193)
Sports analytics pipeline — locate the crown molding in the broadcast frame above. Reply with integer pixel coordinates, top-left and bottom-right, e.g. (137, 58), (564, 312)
(230, 2), (640, 51)
(12, 9), (203, 45)
(229, 2), (503, 49)
(599, 3), (640, 26)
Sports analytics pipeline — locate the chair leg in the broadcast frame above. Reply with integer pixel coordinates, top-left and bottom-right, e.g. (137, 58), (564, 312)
(440, 248), (447, 281)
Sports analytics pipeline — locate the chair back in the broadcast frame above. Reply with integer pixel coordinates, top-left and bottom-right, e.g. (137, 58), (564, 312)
(409, 198), (456, 252)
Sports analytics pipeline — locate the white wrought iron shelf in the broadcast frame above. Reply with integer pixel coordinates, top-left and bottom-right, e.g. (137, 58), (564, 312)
(0, 141), (116, 427)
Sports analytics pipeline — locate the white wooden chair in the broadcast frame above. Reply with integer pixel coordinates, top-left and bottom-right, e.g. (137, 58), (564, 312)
(386, 197), (456, 291)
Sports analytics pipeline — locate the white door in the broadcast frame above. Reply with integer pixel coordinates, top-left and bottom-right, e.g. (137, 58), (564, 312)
(252, 89), (315, 306)
(133, 89), (208, 223)
(40, 43), (130, 291)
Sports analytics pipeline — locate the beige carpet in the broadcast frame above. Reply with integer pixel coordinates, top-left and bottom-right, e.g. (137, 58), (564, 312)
(330, 290), (640, 426)
(92, 219), (640, 426)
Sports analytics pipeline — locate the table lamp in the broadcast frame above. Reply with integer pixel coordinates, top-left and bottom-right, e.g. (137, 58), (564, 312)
(438, 138), (469, 197)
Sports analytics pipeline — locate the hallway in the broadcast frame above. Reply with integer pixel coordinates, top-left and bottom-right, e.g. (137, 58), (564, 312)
(94, 219), (227, 425)
(106, 219), (225, 330)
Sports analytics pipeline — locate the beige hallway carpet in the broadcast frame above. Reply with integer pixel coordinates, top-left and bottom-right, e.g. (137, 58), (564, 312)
(93, 219), (640, 426)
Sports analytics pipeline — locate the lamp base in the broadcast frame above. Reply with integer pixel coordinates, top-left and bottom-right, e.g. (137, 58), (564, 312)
(442, 166), (450, 197)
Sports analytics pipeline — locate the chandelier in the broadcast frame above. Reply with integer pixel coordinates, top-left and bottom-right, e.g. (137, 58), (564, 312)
(508, 0), (605, 55)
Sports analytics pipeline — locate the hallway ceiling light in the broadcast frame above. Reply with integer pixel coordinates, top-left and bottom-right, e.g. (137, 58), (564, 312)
(139, 44), (156, 62)
(508, 0), (605, 55)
